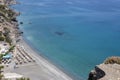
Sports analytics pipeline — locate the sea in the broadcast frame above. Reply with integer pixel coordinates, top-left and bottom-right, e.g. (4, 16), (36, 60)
(12, 0), (120, 79)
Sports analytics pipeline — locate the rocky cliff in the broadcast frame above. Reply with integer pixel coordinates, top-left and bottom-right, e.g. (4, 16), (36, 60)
(88, 56), (120, 80)
(0, 0), (20, 45)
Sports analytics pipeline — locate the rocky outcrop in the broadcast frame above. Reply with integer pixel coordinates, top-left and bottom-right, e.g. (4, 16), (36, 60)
(88, 66), (105, 80)
(88, 63), (120, 80)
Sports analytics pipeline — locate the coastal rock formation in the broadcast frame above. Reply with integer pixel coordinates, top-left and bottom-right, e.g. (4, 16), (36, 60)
(88, 56), (120, 80)
(88, 66), (105, 80)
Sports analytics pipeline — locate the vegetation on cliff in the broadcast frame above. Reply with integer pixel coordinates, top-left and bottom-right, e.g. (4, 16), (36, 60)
(16, 78), (30, 80)
(0, 27), (12, 45)
(0, 5), (16, 22)
(0, 54), (4, 80)
(0, 1), (31, 80)
(0, 36), (4, 41)
(104, 56), (120, 64)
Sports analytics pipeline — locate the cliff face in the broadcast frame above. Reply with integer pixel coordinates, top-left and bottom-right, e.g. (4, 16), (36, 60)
(88, 57), (120, 80)
(0, 0), (20, 45)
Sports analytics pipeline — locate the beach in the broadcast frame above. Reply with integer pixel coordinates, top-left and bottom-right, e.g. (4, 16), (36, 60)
(1, 0), (120, 79)
(10, 36), (73, 80)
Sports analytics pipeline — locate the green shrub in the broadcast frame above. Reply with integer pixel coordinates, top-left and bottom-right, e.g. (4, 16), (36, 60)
(0, 31), (2, 36)
(0, 36), (4, 41)
(5, 36), (12, 45)
(0, 5), (6, 10)
(3, 27), (10, 37)
(0, 5), (16, 21)
(16, 77), (30, 80)
(9, 45), (15, 52)
(104, 56), (120, 64)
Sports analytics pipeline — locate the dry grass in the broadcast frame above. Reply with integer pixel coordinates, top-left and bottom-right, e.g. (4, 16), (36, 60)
(104, 56), (120, 64)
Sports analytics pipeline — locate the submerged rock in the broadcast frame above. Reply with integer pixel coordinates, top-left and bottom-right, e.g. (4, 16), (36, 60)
(20, 22), (23, 24)
(55, 31), (64, 36)
(28, 22), (32, 24)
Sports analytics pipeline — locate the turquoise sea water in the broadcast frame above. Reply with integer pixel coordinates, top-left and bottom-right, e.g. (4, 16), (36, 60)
(13, 0), (120, 79)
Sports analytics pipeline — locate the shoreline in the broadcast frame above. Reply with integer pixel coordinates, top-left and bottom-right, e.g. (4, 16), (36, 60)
(17, 36), (74, 80)
(5, 0), (79, 79)
(21, 35), (84, 80)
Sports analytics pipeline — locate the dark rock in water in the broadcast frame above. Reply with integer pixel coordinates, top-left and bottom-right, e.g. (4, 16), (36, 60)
(55, 31), (64, 36)
(21, 31), (23, 34)
(19, 31), (23, 34)
(28, 22), (32, 24)
(88, 66), (105, 80)
(20, 22), (23, 24)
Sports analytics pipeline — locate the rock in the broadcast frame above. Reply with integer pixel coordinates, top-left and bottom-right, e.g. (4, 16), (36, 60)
(88, 66), (105, 80)
(28, 22), (32, 24)
(88, 62), (120, 80)
(20, 22), (23, 24)
(55, 31), (64, 36)
(88, 70), (97, 80)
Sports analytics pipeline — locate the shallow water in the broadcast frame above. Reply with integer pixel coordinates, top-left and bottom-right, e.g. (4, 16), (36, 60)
(13, 0), (120, 79)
